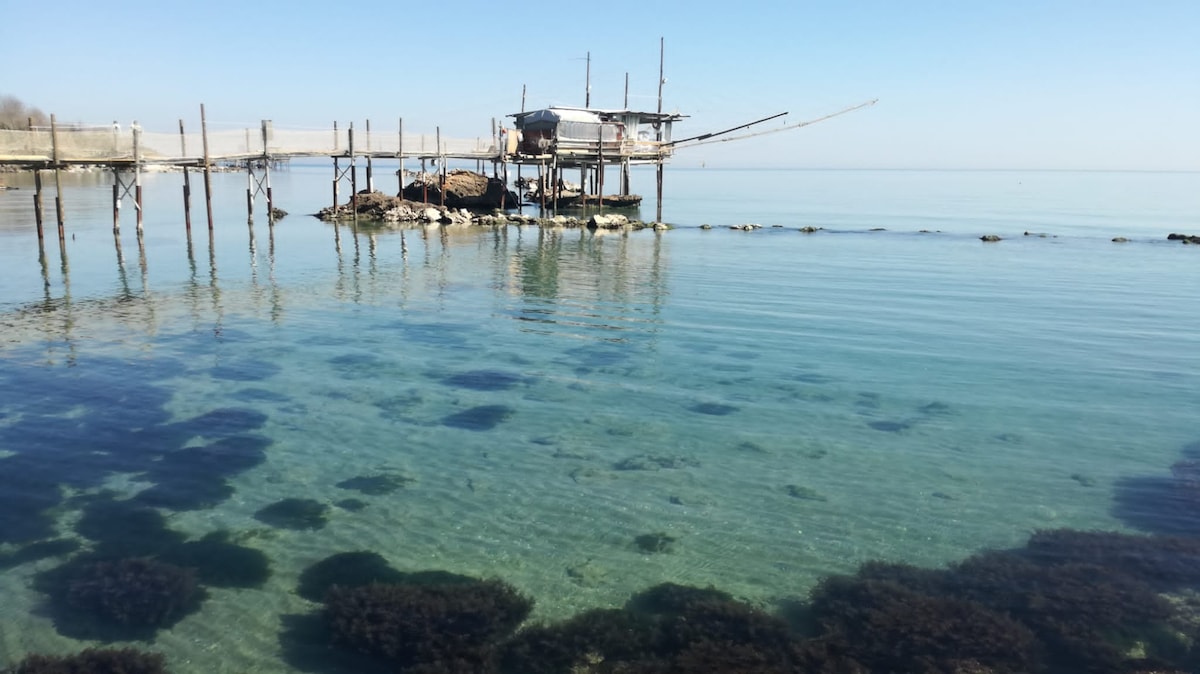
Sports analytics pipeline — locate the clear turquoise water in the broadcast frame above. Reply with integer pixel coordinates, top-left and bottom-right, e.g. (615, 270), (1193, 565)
(0, 166), (1198, 670)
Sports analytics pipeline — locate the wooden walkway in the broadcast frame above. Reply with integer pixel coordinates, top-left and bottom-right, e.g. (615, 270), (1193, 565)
(0, 108), (510, 242)
(0, 118), (499, 167)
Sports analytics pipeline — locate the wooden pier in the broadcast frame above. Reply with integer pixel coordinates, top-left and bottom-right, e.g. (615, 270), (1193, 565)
(0, 101), (682, 259)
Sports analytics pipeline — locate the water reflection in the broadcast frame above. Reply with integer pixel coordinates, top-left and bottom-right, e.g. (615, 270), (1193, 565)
(505, 226), (667, 342)
(5, 221), (669, 358)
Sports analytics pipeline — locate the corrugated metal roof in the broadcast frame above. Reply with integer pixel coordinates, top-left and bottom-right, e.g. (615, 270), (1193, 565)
(516, 108), (603, 125)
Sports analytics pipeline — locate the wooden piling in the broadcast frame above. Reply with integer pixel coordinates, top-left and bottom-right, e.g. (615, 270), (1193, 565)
(656, 37), (665, 224)
(262, 120), (274, 223)
(180, 120), (192, 234)
(50, 115), (65, 242)
(436, 127), (444, 208)
(348, 123), (357, 222)
(365, 119), (374, 192)
(332, 121), (340, 211)
(332, 157), (340, 210)
(655, 165), (663, 223)
(133, 123), (143, 234)
(537, 161), (545, 212)
(551, 155), (558, 213)
(397, 117), (404, 195)
(501, 160), (509, 211)
(33, 170), (45, 243)
(112, 181), (121, 233)
(597, 127), (604, 212)
(246, 165), (255, 224)
(201, 104), (214, 231)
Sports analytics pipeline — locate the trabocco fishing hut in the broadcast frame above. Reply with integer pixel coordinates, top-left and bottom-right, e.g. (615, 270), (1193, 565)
(503, 106), (685, 219)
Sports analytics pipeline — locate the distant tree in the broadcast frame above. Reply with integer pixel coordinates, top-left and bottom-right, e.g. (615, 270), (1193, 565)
(0, 95), (50, 129)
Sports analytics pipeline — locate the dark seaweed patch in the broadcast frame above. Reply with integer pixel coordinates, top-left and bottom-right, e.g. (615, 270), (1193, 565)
(335, 498), (369, 512)
(254, 498), (330, 531)
(785, 485), (828, 501)
(296, 551), (478, 603)
(442, 369), (524, 391)
(613, 454), (700, 471)
(5, 647), (168, 674)
(159, 531), (270, 589)
(1114, 474), (1200, 537)
(336, 474), (414, 496)
(134, 435), (270, 511)
(134, 479), (235, 511)
(442, 404), (514, 431)
(75, 497), (187, 558)
(689, 402), (739, 416)
(174, 407), (268, 438)
(868, 420), (910, 432)
(0, 478), (61, 544)
(33, 554), (206, 641)
(918, 401), (953, 415)
(323, 579), (533, 670)
(634, 532), (677, 554)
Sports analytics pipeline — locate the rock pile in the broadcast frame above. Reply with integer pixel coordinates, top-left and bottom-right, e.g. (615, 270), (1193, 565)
(316, 190), (666, 231)
(400, 170), (518, 209)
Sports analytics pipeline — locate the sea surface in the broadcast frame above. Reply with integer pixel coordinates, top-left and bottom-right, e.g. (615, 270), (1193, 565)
(0, 165), (1198, 671)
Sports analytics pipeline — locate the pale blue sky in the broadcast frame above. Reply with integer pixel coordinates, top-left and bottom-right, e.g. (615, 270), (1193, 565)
(2, 0), (1196, 169)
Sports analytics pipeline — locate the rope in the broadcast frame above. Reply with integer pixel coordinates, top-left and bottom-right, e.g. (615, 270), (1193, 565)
(672, 99), (878, 149)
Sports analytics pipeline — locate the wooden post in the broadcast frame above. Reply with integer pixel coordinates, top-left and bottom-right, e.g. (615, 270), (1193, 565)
(365, 118), (374, 192)
(398, 117), (404, 196)
(262, 120), (274, 223)
(246, 162), (255, 224)
(112, 180), (121, 233)
(332, 121), (340, 211)
(33, 170), (45, 243)
(656, 37), (665, 223)
(50, 114), (65, 242)
(436, 126), (444, 208)
(348, 123), (357, 221)
(501, 159), (509, 211)
(180, 120), (192, 234)
(133, 122), (143, 234)
(656, 164), (663, 223)
(517, 86), (526, 215)
(551, 154), (558, 214)
(421, 158), (428, 203)
(597, 125), (604, 212)
(332, 157), (340, 210)
(201, 104), (214, 231)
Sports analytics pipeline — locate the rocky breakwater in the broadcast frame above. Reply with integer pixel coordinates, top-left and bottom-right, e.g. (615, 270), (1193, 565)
(317, 190), (666, 231)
